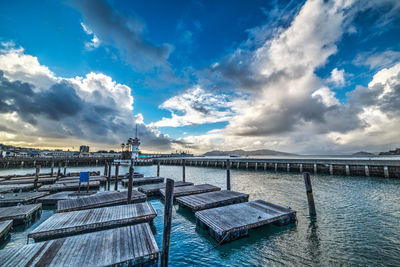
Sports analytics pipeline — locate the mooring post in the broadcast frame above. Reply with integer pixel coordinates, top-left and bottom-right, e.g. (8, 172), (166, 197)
(127, 160), (134, 204)
(114, 163), (120, 191)
(34, 165), (40, 190)
(107, 162), (112, 191)
(50, 161), (54, 177)
(157, 161), (160, 177)
(303, 172), (316, 216)
(104, 163), (108, 177)
(161, 178), (174, 267)
(63, 161), (67, 176)
(314, 164), (317, 174)
(226, 159), (231, 191)
(383, 166), (389, 178)
(182, 159), (186, 182)
(57, 162), (61, 177)
(365, 165), (370, 177)
(274, 163), (278, 172)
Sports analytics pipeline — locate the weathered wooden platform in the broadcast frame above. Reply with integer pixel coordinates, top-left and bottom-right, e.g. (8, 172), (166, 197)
(122, 176), (164, 186)
(0, 192), (50, 207)
(0, 223), (159, 266)
(0, 204), (42, 226)
(57, 190), (146, 212)
(0, 184), (36, 193)
(195, 200), (296, 243)
(38, 181), (100, 192)
(0, 220), (12, 243)
(56, 176), (107, 185)
(177, 190), (249, 212)
(138, 181), (194, 196)
(37, 191), (99, 205)
(160, 184), (221, 199)
(29, 202), (157, 241)
(3, 177), (57, 184)
(68, 171), (100, 177)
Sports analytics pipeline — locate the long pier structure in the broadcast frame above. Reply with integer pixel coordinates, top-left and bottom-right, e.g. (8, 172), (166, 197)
(154, 157), (400, 178)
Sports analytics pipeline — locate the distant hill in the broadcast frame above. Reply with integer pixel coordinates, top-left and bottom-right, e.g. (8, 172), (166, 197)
(352, 151), (376, 156)
(203, 149), (296, 156)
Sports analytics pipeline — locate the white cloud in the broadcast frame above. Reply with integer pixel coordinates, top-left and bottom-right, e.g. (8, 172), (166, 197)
(327, 68), (345, 87)
(353, 50), (400, 69)
(81, 22), (100, 49)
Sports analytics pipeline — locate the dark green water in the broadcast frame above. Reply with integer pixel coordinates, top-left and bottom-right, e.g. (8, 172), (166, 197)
(1, 165), (400, 266)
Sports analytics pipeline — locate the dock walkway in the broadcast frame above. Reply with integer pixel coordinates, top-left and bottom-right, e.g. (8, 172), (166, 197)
(57, 190), (146, 212)
(138, 181), (194, 196)
(38, 181), (100, 192)
(0, 220), (12, 243)
(121, 176), (164, 186)
(0, 192), (50, 207)
(1, 177), (57, 185)
(0, 204), (42, 226)
(37, 191), (100, 205)
(160, 184), (221, 199)
(0, 224), (159, 266)
(29, 202), (157, 241)
(177, 190), (249, 212)
(195, 200), (296, 243)
(0, 184), (36, 193)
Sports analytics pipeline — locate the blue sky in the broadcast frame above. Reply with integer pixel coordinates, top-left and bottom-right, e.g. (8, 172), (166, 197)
(0, 0), (400, 154)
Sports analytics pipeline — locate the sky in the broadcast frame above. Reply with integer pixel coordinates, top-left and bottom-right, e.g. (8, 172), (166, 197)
(0, 0), (400, 154)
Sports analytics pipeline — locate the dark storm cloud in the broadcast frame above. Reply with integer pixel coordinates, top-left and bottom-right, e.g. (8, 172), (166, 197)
(0, 71), (173, 149)
(72, 0), (172, 71)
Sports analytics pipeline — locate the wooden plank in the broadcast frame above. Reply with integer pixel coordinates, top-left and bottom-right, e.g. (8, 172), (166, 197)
(0, 192), (50, 207)
(0, 224), (159, 266)
(176, 190), (249, 211)
(138, 181), (194, 196)
(56, 176), (107, 184)
(57, 191), (146, 212)
(0, 184), (36, 193)
(28, 202), (157, 241)
(0, 220), (13, 243)
(0, 204), (42, 226)
(37, 191), (106, 205)
(38, 181), (100, 192)
(1, 177), (57, 185)
(122, 176), (164, 186)
(195, 200), (296, 243)
(160, 184), (221, 199)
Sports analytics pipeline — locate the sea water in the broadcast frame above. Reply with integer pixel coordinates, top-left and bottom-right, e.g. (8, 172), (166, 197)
(1, 165), (399, 266)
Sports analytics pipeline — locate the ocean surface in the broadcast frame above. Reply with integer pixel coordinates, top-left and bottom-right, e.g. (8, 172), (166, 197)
(1, 165), (400, 266)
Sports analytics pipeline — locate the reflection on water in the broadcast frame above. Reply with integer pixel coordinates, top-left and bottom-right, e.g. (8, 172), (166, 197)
(1, 165), (400, 266)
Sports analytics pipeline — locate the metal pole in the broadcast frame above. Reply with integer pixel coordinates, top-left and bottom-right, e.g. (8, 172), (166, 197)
(161, 178), (174, 267)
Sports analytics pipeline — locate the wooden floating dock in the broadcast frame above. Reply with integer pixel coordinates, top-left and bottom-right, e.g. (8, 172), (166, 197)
(0, 204), (42, 226)
(57, 190), (146, 212)
(38, 181), (100, 192)
(160, 184), (221, 199)
(195, 200), (296, 243)
(37, 191), (99, 205)
(0, 192), (50, 207)
(56, 176), (107, 185)
(0, 223), (159, 267)
(29, 202), (157, 241)
(121, 176), (164, 186)
(0, 184), (36, 193)
(1, 177), (57, 185)
(177, 190), (249, 212)
(138, 181), (194, 196)
(0, 220), (12, 243)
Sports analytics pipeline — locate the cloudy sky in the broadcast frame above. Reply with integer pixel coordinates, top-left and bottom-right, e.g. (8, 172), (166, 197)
(0, 0), (399, 154)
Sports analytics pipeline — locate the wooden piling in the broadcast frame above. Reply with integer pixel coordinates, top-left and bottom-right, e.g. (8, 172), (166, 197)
(50, 161), (54, 177)
(34, 165), (40, 190)
(114, 163), (120, 191)
(157, 161), (160, 177)
(127, 161), (134, 204)
(107, 163), (112, 191)
(57, 162), (61, 177)
(63, 161), (67, 176)
(303, 172), (316, 216)
(384, 166), (389, 178)
(104, 163), (108, 177)
(182, 159), (186, 182)
(161, 179), (174, 267)
(226, 159), (231, 191)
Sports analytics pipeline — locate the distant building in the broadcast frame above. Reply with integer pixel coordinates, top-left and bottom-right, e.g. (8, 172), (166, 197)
(80, 145), (90, 153)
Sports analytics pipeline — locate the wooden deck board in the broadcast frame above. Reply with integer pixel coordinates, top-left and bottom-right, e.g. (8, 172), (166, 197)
(57, 190), (146, 212)
(0, 220), (13, 242)
(28, 202), (157, 241)
(0, 204), (42, 226)
(56, 176), (107, 184)
(0, 223), (159, 266)
(176, 190), (249, 211)
(137, 181), (194, 196)
(38, 181), (100, 192)
(121, 176), (164, 186)
(36, 191), (106, 205)
(195, 200), (296, 242)
(0, 192), (50, 207)
(0, 184), (36, 193)
(1, 178), (57, 185)
(160, 184), (221, 199)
